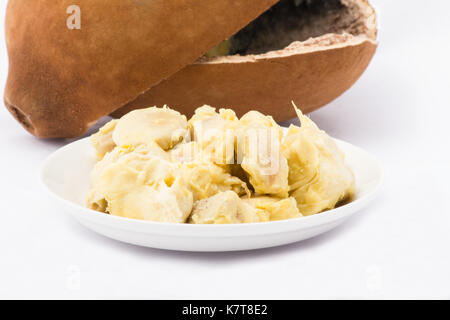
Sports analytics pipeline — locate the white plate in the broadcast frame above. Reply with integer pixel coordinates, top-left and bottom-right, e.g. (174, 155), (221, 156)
(40, 135), (382, 252)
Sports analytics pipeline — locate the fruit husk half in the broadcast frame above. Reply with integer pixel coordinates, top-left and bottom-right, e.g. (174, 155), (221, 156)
(4, 0), (278, 138)
(113, 0), (378, 121)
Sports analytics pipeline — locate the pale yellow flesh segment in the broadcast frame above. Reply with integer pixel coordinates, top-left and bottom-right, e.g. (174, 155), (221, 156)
(90, 120), (118, 159)
(189, 191), (260, 224)
(86, 104), (355, 223)
(238, 110), (290, 198)
(282, 104), (355, 215)
(113, 106), (188, 150)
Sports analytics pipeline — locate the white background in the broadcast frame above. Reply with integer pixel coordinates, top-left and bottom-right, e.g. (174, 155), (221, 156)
(1, 0), (449, 299)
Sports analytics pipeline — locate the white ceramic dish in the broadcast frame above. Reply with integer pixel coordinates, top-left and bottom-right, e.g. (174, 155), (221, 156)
(40, 135), (382, 252)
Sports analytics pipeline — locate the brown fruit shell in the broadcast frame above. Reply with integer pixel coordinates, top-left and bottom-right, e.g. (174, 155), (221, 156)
(114, 35), (377, 121)
(4, 0), (278, 138)
(113, 0), (378, 120)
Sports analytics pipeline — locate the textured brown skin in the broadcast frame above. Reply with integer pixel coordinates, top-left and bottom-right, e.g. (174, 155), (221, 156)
(4, 0), (278, 138)
(113, 40), (377, 121)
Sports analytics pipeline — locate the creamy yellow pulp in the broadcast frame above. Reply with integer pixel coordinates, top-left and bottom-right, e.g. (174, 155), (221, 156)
(87, 105), (354, 224)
